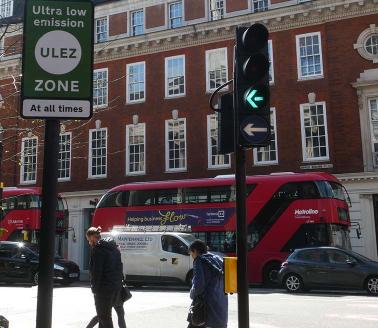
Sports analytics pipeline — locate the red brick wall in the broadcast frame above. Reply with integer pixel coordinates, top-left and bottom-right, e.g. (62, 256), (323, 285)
(226, 0), (248, 13)
(109, 12), (127, 36)
(185, 0), (205, 21)
(4, 34), (22, 56)
(146, 4), (165, 29)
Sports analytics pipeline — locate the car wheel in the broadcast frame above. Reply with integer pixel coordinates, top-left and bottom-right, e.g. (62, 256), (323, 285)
(365, 276), (378, 295)
(32, 272), (39, 285)
(284, 274), (304, 293)
(263, 262), (281, 287)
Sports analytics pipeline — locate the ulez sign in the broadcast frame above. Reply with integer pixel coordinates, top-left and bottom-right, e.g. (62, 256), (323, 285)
(21, 0), (93, 119)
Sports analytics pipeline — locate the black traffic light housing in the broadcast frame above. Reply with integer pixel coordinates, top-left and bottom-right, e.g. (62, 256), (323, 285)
(235, 24), (271, 147)
(217, 93), (234, 155)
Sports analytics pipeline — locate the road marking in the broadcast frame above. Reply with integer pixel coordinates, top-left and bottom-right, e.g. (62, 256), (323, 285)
(327, 314), (378, 322)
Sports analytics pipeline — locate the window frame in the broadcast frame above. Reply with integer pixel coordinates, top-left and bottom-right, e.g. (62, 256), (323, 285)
(126, 123), (146, 176)
(207, 114), (231, 169)
(165, 55), (186, 98)
(93, 68), (108, 109)
(130, 9), (144, 36)
(253, 108), (278, 165)
(268, 40), (274, 84)
(126, 61), (146, 104)
(209, 0), (225, 21)
(94, 17), (108, 43)
(58, 132), (72, 182)
(168, 1), (183, 29)
(368, 97), (378, 167)
(0, 0), (13, 19)
(20, 136), (38, 185)
(296, 31), (324, 80)
(205, 48), (228, 93)
(251, 0), (270, 13)
(300, 101), (330, 162)
(165, 118), (187, 172)
(88, 127), (108, 179)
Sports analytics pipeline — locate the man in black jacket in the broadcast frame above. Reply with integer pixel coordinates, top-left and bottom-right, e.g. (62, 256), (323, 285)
(86, 226), (123, 328)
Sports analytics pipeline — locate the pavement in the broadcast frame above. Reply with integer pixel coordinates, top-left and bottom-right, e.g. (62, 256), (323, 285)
(1, 283), (378, 328)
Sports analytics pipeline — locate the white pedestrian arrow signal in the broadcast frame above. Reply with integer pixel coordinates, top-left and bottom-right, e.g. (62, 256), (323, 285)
(246, 89), (264, 109)
(243, 123), (268, 136)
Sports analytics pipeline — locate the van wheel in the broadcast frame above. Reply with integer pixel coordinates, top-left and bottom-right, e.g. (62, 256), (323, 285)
(262, 262), (281, 287)
(186, 270), (193, 286)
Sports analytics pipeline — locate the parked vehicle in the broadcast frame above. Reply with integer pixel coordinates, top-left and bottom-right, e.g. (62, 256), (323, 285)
(0, 241), (80, 285)
(278, 247), (378, 295)
(102, 226), (197, 286)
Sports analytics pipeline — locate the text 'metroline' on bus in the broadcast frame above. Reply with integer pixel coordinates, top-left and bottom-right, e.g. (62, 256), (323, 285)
(92, 172), (351, 285)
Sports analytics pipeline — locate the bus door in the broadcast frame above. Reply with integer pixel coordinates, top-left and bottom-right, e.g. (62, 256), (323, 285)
(160, 235), (190, 282)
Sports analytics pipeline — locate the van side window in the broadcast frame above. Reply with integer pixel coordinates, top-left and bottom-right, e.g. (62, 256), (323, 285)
(161, 235), (188, 255)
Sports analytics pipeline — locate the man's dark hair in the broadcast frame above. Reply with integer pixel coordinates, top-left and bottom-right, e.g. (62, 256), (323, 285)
(189, 239), (208, 255)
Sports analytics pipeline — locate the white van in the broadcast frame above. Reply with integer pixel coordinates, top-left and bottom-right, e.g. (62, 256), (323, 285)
(102, 227), (196, 286)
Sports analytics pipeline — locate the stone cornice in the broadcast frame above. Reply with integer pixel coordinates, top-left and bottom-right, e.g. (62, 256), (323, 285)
(336, 172), (378, 182)
(94, 0), (378, 63)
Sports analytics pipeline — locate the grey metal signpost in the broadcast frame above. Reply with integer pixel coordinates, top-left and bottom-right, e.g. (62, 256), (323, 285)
(21, 1), (93, 327)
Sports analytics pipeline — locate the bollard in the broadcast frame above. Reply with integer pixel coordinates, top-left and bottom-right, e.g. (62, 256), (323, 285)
(224, 256), (237, 294)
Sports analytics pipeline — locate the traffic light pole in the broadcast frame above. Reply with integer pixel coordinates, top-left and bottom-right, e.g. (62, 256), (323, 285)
(235, 145), (249, 328)
(36, 119), (60, 328)
(234, 42), (250, 328)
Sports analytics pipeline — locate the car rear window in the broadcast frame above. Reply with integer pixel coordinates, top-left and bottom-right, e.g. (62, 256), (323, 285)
(295, 249), (325, 262)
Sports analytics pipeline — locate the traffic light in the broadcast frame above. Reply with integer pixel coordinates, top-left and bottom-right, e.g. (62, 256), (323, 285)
(234, 24), (271, 147)
(217, 93), (234, 155)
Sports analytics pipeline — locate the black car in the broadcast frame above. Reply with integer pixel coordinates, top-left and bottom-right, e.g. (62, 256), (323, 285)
(0, 241), (80, 285)
(278, 247), (378, 295)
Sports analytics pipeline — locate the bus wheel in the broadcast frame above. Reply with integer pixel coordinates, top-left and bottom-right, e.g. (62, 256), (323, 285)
(262, 262), (281, 287)
(32, 272), (39, 286)
(186, 270), (193, 286)
(284, 273), (303, 293)
(365, 276), (378, 295)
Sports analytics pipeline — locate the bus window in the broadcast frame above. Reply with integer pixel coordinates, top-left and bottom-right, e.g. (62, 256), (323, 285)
(183, 185), (239, 204)
(156, 189), (179, 205)
(281, 223), (329, 252)
(209, 186), (233, 203)
(16, 195), (30, 209)
(273, 182), (320, 200)
(192, 231), (236, 253)
(29, 195), (41, 208)
(183, 187), (208, 204)
(128, 190), (155, 206)
(97, 191), (129, 208)
(328, 182), (346, 201)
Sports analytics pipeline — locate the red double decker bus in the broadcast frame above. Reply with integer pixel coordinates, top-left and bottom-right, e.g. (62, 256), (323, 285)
(0, 187), (68, 256)
(92, 172), (351, 285)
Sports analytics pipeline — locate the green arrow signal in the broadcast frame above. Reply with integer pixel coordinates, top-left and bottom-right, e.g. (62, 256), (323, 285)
(246, 89), (264, 109)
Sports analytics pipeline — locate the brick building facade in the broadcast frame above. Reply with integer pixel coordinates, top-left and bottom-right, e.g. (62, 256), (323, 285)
(0, 0), (377, 271)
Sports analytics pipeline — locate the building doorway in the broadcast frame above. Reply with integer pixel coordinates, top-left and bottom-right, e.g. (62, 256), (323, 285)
(83, 208), (95, 271)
